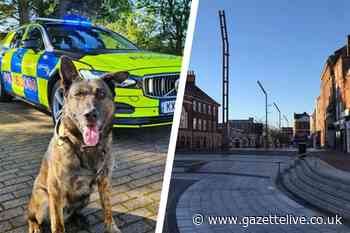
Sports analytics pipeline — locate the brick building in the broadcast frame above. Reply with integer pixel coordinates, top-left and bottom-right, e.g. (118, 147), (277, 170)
(310, 109), (320, 148)
(315, 36), (350, 152)
(177, 71), (222, 151)
(281, 127), (293, 145)
(224, 118), (263, 148)
(294, 112), (310, 143)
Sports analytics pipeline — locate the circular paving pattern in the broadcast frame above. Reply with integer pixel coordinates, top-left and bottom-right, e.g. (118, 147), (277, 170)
(175, 159), (350, 233)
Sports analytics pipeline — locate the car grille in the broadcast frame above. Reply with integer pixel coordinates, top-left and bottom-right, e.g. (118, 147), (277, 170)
(143, 74), (179, 98)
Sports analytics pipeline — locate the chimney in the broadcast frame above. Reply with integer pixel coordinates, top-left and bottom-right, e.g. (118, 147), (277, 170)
(347, 35), (350, 56)
(187, 70), (196, 83)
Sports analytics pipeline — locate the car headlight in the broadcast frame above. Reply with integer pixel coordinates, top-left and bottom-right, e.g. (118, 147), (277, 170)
(116, 78), (137, 88)
(79, 70), (140, 88)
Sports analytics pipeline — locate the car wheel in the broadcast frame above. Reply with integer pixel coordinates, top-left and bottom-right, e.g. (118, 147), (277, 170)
(0, 76), (13, 102)
(50, 80), (64, 124)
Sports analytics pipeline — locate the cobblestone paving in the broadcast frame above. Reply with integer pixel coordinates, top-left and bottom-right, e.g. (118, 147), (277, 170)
(0, 100), (170, 233)
(173, 154), (350, 233)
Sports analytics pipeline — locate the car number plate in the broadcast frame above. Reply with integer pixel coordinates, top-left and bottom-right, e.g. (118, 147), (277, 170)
(161, 100), (176, 114)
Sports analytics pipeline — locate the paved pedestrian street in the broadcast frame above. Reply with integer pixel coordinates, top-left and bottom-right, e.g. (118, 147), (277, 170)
(166, 153), (350, 233)
(0, 100), (170, 233)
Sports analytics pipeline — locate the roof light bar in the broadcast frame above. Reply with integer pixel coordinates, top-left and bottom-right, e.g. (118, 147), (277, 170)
(33, 17), (92, 26)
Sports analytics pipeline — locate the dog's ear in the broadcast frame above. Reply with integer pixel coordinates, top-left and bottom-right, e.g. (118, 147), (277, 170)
(59, 56), (80, 94)
(101, 72), (129, 93)
(101, 71), (129, 84)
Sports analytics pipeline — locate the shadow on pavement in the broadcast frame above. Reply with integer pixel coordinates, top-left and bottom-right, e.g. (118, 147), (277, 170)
(163, 179), (197, 233)
(17, 209), (155, 233)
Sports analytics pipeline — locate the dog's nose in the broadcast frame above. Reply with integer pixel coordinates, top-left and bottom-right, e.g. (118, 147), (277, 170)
(84, 108), (97, 121)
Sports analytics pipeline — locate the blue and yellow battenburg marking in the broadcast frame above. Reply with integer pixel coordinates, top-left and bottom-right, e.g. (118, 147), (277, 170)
(23, 75), (39, 103)
(0, 48), (59, 107)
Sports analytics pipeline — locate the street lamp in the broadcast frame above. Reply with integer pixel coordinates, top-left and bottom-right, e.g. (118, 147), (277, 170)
(273, 102), (281, 129)
(257, 80), (268, 148)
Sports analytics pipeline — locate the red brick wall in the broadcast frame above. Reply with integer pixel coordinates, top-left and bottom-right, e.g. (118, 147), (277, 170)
(317, 64), (332, 146)
(316, 48), (350, 147)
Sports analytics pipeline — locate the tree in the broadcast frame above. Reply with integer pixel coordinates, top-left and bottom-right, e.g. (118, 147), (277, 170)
(136, 0), (191, 55)
(101, 12), (160, 50)
(0, 0), (131, 27)
(53, 0), (131, 19)
(0, 0), (191, 54)
(0, 0), (56, 28)
(18, 0), (29, 24)
(31, 0), (57, 18)
(0, 0), (29, 28)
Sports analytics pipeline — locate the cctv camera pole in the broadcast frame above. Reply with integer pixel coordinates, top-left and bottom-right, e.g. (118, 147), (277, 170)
(273, 102), (281, 129)
(257, 80), (268, 148)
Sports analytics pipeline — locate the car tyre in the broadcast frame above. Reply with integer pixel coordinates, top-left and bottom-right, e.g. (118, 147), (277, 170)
(50, 80), (64, 125)
(0, 76), (13, 102)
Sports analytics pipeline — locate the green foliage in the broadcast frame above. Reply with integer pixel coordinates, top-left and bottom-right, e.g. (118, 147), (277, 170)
(0, 0), (18, 29)
(98, 0), (132, 22)
(0, 1), (16, 20)
(135, 0), (191, 54)
(0, 0), (191, 54)
(0, 33), (6, 40)
(99, 11), (165, 52)
(31, 0), (58, 17)
(98, 0), (191, 55)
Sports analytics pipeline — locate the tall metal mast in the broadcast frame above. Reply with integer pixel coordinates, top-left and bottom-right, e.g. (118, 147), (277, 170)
(257, 80), (268, 148)
(283, 115), (289, 127)
(273, 102), (281, 129)
(219, 10), (230, 146)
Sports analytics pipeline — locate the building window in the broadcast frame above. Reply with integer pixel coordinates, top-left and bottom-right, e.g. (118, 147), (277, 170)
(208, 120), (212, 132)
(193, 100), (197, 111)
(203, 104), (206, 114)
(203, 120), (207, 131)
(208, 105), (211, 114)
(198, 119), (202, 131)
(198, 102), (202, 113)
(213, 106), (216, 116)
(193, 118), (197, 130)
(180, 107), (188, 129)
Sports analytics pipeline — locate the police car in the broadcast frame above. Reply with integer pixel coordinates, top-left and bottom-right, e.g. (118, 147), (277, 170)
(0, 16), (181, 128)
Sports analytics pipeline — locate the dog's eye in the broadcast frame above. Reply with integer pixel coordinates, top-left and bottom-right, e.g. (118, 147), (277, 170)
(74, 91), (87, 97)
(96, 90), (106, 99)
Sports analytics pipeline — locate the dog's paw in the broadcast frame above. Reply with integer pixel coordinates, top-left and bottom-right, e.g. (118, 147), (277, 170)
(28, 220), (41, 233)
(29, 227), (41, 233)
(105, 222), (121, 233)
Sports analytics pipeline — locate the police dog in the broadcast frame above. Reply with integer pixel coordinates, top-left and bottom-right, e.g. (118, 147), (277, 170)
(28, 56), (128, 233)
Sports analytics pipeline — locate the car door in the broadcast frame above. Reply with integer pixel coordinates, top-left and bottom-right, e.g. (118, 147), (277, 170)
(21, 25), (46, 104)
(1, 27), (26, 97)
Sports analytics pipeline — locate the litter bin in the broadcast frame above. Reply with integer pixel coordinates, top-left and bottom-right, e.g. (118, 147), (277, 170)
(298, 143), (306, 154)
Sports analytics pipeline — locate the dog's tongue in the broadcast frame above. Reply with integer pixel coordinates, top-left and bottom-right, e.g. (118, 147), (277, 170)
(83, 126), (99, 146)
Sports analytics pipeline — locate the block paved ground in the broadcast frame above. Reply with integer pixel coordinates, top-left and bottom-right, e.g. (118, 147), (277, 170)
(167, 153), (350, 233)
(0, 100), (170, 233)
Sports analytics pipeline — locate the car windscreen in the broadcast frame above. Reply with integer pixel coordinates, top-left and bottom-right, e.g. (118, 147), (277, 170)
(44, 24), (138, 52)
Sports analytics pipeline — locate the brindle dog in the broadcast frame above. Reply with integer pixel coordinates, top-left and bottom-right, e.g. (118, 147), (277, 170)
(28, 56), (128, 233)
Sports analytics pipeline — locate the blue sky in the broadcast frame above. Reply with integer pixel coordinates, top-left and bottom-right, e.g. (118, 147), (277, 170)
(189, 0), (350, 127)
